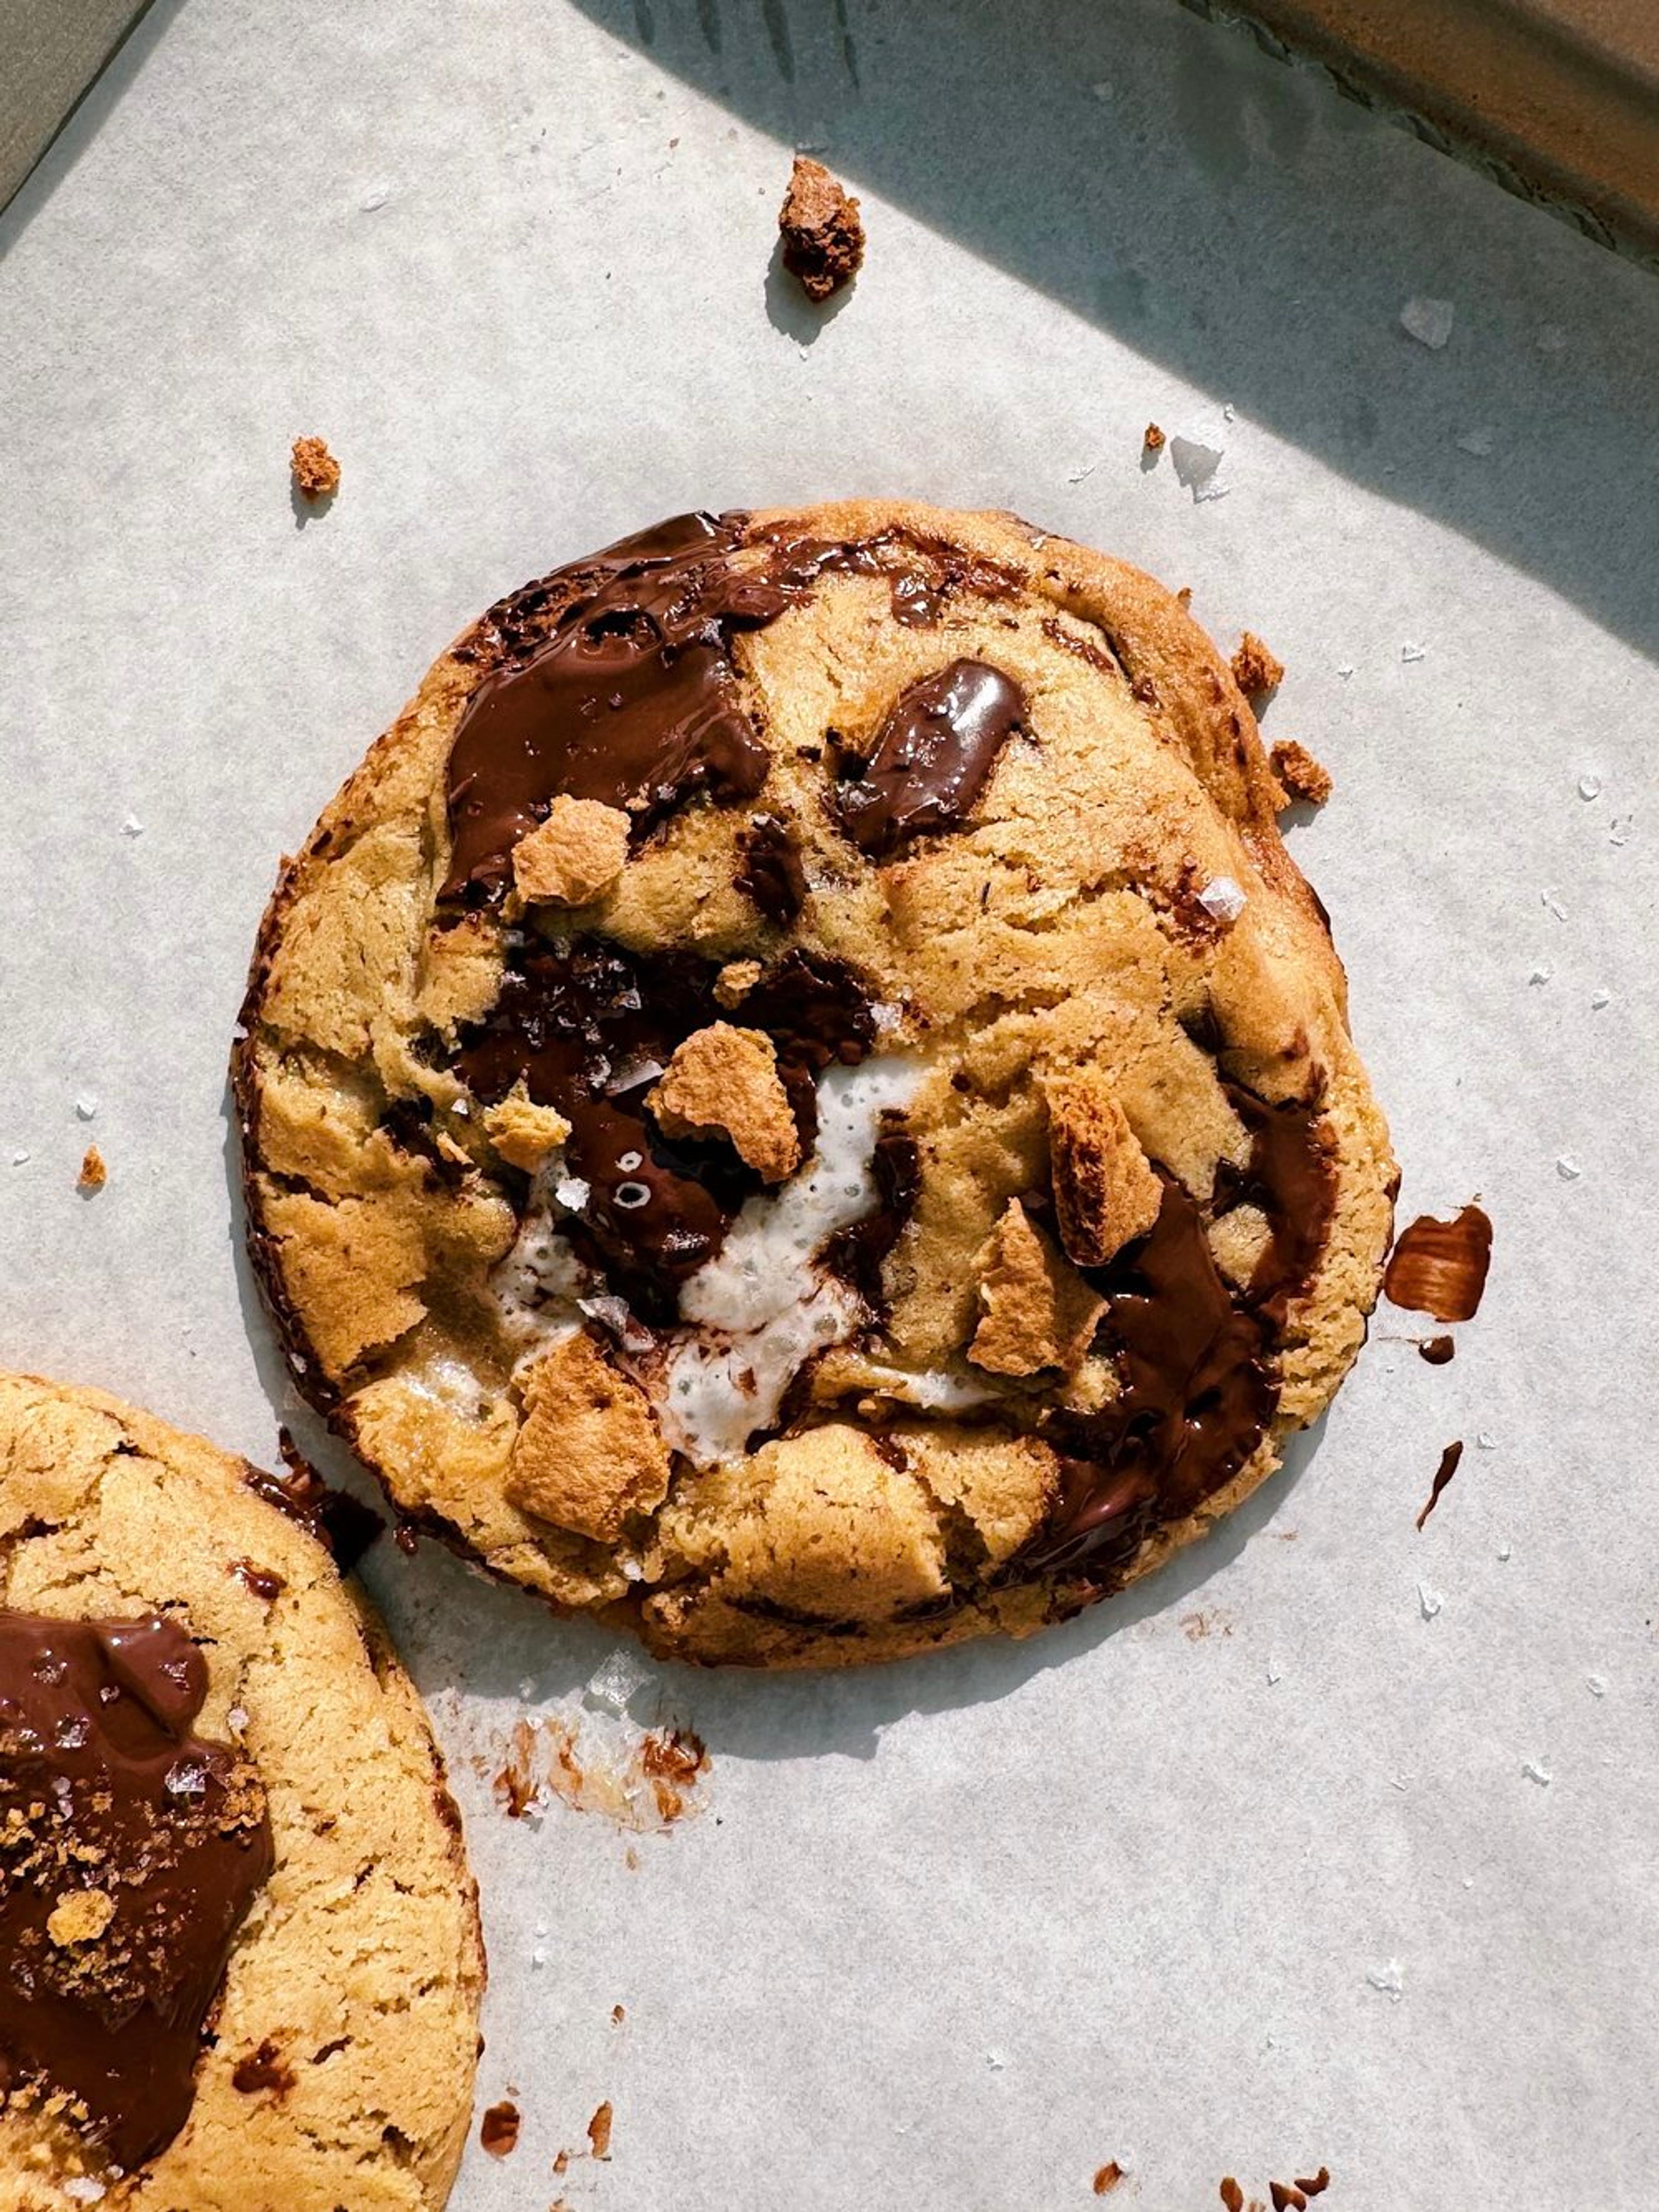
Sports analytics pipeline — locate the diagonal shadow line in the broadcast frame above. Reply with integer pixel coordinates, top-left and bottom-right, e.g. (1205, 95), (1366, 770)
(572, 0), (1659, 668)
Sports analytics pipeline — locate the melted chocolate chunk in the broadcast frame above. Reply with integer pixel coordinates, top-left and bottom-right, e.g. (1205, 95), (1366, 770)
(0, 1613), (273, 2171)
(442, 512), (793, 902)
(1418, 1333), (1456, 1365)
(835, 660), (1025, 858)
(246, 1441), (382, 1571)
(1383, 1203), (1493, 1324)
(822, 1127), (922, 1308)
(735, 812), (807, 923)
(1027, 1093), (1336, 1578)
(455, 938), (880, 1315)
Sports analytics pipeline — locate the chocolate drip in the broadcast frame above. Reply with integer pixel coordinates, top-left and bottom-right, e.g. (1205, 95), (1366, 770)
(735, 812), (807, 923)
(246, 1443), (382, 1571)
(1416, 1440), (1463, 1530)
(835, 660), (1026, 859)
(0, 1613), (273, 2171)
(1028, 1093), (1337, 1577)
(455, 939), (879, 1314)
(1384, 1203), (1493, 1323)
(442, 512), (792, 902)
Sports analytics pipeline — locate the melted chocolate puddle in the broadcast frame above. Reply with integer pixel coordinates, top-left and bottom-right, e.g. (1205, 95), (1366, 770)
(1383, 1203), (1492, 1323)
(1028, 1093), (1337, 1579)
(455, 939), (878, 1317)
(0, 1614), (273, 2171)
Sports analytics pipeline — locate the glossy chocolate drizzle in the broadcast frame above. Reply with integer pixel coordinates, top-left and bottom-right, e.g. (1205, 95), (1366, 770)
(442, 512), (792, 902)
(456, 938), (880, 1316)
(835, 659), (1026, 859)
(1029, 1090), (1338, 1579)
(0, 1613), (273, 2171)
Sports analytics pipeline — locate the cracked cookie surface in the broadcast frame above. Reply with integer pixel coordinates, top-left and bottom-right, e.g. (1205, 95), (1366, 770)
(234, 502), (1394, 1668)
(0, 1373), (483, 2208)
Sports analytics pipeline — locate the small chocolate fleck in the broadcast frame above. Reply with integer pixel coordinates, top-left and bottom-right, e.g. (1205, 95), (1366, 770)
(1416, 1440), (1464, 1531)
(1270, 2185), (1308, 2212)
(1418, 1333), (1456, 1365)
(480, 2098), (521, 2157)
(1220, 2182), (1245, 2212)
(1295, 2172), (1331, 2199)
(232, 2038), (295, 2096)
(1383, 1203), (1493, 1324)
(1094, 2161), (1126, 2194)
(611, 2003), (626, 2025)
(588, 2098), (614, 2159)
(229, 1559), (285, 1603)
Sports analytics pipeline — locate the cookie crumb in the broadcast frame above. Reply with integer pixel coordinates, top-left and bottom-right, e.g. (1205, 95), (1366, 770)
(508, 1331), (674, 1544)
(778, 154), (864, 302)
(1220, 2183), (1245, 2212)
(1270, 2186), (1308, 2211)
(1269, 739), (1332, 808)
(290, 436), (340, 503)
(650, 1024), (800, 1182)
(512, 796), (629, 907)
(1295, 2170), (1331, 2197)
(483, 1089), (572, 1173)
(480, 2100), (521, 2158)
(1093, 2162), (1126, 2194)
(1231, 630), (1284, 697)
(1143, 423), (1165, 452)
(713, 959), (762, 1009)
(587, 2100), (613, 2160)
(46, 1890), (114, 1947)
(77, 1144), (107, 1192)
(611, 2003), (625, 2024)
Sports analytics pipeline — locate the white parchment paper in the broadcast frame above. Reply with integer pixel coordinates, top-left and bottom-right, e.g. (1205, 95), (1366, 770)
(1, 3), (1656, 2205)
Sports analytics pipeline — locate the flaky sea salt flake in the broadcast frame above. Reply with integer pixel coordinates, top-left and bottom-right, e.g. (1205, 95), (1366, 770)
(1401, 640), (1427, 664)
(75, 1097), (98, 1120)
(584, 1647), (655, 1715)
(1476, 1432), (1497, 1450)
(554, 1176), (591, 1212)
(1365, 1958), (1404, 2000)
(1417, 1580), (1443, 1620)
(1591, 990), (1611, 1010)
(1541, 888), (1567, 920)
(1586, 1674), (1607, 1698)
(1522, 1758), (1551, 1786)
(121, 815), (144, 837)
(1527, 968), (1550, 986)
(1577, 773), (1602, 800)
(1556, 1156), (1581, 1181)
(1197, 876), (1247, 924)
(1400, 296), (1454, 348)
(1455, 426), (1494, 456)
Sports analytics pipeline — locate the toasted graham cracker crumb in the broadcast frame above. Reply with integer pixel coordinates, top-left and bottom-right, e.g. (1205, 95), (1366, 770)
(587, 2101), (613, 2160)
(1230, 630), (1284, 697)
(483, 1086), (572, 1173)
(779, 155), (864, 302)
(650, 1024), (800, 1183)
(713, 958), (763, 1010)
(1269, 738), (1332, 808)
(1045, 1072), (1163, 1267)
(969, 1200), (1105, 1375)
(508, 1330), (673, 1543)
(47, 1889), (115, 1947)
(512, 796), (629, 907)
(77, 1144), (107, 1192)
(290, 435), (340, 502)
(1143, 423), (1166, 452)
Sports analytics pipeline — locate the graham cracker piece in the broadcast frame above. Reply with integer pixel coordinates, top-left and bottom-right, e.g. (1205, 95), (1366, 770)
(507, 1330), (672, 1544)
(483, 1086), (571, 1174)
(968, 1199), (1106, 1375)
(650, 1024), (800, 1183)
(511, 796), (629, 907)
(1045, 1070), (1164, 1267)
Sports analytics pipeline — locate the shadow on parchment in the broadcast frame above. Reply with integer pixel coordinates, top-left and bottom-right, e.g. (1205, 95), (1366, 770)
(575, 0), (1659, 668)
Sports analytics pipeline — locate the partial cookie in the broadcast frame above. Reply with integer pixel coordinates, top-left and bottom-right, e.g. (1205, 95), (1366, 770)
(0, 1374), (483, 2208)
(234, 503), (1395, 1668)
